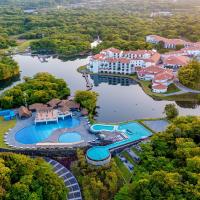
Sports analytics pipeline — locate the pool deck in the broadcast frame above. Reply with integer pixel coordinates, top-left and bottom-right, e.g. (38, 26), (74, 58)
(5, 112), (96, 149)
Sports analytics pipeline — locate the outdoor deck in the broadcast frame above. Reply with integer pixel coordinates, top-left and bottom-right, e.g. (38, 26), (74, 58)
(35, 109), (72, 124)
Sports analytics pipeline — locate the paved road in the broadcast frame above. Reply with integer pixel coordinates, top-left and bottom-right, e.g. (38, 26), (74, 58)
(174, 80), (200, 94)
(164, 80), (200, 97)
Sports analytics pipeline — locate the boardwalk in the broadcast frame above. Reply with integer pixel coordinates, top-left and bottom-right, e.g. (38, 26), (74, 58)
(44, 157), (82, 200)
(82, 73), (93, 90)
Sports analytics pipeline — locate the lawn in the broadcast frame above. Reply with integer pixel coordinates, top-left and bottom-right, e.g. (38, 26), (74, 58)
(164, 83), (180, 94)
(0, 117), (16, 148)
(114, 156), (131, 183)
(16, 39), (38, 53)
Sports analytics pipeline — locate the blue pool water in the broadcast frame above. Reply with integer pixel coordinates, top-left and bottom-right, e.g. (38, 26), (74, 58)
(91, 124), (115, 132)
(15, 117), (80, 144)
(87, 146), (110, 161)
(59, 132), (82, 143)
(87, 122), (152, 161)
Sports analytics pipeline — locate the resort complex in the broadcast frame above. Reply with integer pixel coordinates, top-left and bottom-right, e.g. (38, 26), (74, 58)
(2, 96), (155, 167)
(87, 36), (200, 93)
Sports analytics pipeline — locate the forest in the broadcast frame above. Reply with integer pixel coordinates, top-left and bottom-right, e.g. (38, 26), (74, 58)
(71, 149), (124, 200)
(115, 116), (200, 200)
(0, 1), (200, 56)
(0, 153), (68, 200)
(0, 72), (70, 108)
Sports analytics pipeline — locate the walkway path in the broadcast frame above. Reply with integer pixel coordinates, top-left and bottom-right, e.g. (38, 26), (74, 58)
(82, 73), (93, 90)
(174, 80), (200, 94)
(44, 157), (82, 200)
(164, 80), (200, 97)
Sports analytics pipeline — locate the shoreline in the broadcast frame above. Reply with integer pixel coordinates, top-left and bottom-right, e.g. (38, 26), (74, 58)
(77, 65), (200, 102)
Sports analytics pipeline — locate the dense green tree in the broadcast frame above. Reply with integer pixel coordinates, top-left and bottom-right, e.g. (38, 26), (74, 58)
(164, 103), (179, 120)
(178, 60), (200, 90)
(0, 72), (70, 108)
(0, 153), (68, 200)
(0, 56), (19, 81)
(75, 90), (98, 118)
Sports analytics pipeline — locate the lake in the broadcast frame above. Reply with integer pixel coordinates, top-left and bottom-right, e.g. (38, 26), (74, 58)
(1, 54), (200, 123)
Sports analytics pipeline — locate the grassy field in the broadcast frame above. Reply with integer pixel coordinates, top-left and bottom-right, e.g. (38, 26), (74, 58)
(0, 117), (16, 148)
(15, 39), (38, 53)
(165, 83), (180, 94)
(114, 156), (131, 183)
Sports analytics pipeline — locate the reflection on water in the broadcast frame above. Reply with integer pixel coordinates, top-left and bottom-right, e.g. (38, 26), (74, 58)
(1, 54), (199, 123)
(0, 75), (20, 90)
(89, 74), (200, 122)
(90, 74), (135, 86)
(176, 101), (200, 109)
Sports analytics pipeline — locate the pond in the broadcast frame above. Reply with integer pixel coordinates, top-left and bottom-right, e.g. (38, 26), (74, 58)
(1, 54), (200, 123)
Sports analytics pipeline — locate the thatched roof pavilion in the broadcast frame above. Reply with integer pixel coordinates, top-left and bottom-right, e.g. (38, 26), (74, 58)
(58, 100), (80, 110)
(18, 106), (32, 119)
(47, 98), (61, 108)
(58, 106), (70, 114)
(29, 103), (50, 112)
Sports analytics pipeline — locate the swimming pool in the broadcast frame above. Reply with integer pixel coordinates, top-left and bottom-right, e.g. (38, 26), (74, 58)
(90, 124), (116, 132)
(59, 132), (82, 143)
(87, 146), (110, 161)
(87, 122), (152, 162)
(15, 117), (80, 144)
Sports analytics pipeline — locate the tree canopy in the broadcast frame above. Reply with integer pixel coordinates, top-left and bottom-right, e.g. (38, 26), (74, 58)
(115, 116), (200, 200)
(0, 153), (68, 200)
(164, 103), (179, 119)
(71, 149), (124, 200)
(75, 90), (98, 119)
(0, 56), (19, 81)
(0, 72), (70, 108)
(178, 60), (200, 91)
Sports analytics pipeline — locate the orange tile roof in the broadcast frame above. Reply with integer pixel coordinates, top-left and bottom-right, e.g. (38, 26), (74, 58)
(163, 56), (190, 66)
(154, 71), (174, 81)
(152, 83), (167, 90)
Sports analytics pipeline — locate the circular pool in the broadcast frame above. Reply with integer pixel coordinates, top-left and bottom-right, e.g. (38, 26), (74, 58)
(59, 132), (82, 143)
(86, 146), (111, 165)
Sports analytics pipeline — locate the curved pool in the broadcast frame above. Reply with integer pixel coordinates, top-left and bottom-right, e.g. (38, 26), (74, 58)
(59, 132), (82, 143)
(15, 117), (80, 144)
(90, 124), (116, 132)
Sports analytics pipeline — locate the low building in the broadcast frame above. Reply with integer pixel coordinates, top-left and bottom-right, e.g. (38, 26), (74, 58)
(47, 99), (61, 108)
(162, 55), (190, 70)
(146, 35), (193, 49)
(152, 83), (168, 93)
(18, 106), (32, 119)
(137, 65), (174, 94)
(182, 46), (200, 57)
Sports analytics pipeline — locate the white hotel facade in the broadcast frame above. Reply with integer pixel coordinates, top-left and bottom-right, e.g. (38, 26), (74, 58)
(88, 48), (161, 75)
